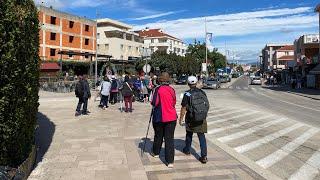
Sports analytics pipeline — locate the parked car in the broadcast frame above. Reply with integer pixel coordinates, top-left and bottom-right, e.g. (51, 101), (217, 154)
(203, 78), (221, 89)
(250, 76), (262, 85)
(175, 75), (188, 85)
(219, 76), (228, 83)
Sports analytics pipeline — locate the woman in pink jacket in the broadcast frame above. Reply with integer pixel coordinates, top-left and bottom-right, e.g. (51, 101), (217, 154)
(150, 72), (177, 168)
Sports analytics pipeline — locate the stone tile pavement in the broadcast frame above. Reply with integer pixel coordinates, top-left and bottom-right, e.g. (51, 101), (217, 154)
(29, 91), (265, 180)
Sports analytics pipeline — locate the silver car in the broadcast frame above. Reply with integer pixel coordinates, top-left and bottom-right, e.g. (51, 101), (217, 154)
(203, 78), (221, 89)
(250, 77), (262, 85)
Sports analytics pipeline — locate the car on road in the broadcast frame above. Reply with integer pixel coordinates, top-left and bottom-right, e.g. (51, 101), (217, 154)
(219, 76), (228, 83)
(175, 75), (188, 85)
(202, 78), (221, 89)
(250, 76), (262, 85)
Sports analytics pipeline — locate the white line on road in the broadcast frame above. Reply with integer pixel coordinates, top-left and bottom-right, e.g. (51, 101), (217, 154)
(217, 118), (286, 143)
(207, 111), (259, 126)
(255, 89), (320, 112)
(256, 127), (319, 169)
(208, 115), (274, 135)
(207, 109), (248, 119)
(235, 123), (305, 153)
(288, 149), (320, 180)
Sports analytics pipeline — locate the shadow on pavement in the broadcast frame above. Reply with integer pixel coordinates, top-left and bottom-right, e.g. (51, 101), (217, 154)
(138, 137), (199, 163)
(33, 112), (56, 168)
(262, 85), (320, 100)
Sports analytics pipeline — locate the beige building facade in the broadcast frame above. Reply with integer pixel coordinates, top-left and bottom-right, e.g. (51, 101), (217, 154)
(97, 18), (144, 61)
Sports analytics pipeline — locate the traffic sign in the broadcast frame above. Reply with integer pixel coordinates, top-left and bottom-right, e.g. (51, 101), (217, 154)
(143, 64), (151, 73)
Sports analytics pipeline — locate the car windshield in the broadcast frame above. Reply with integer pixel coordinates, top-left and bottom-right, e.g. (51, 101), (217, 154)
(207, 78), (217, 81)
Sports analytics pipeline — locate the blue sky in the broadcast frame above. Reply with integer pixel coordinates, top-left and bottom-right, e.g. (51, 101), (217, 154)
(36, 0), (319, 63)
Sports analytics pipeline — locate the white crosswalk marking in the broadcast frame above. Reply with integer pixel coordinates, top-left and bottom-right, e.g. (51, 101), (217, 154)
(208, 115), (274, 135)
(236, 86), (241, 90)
(207, 109), (248, 119)
(288, 150), (320, 180)
(235, 123), (305, 153)
(207, 111), (259, 125)
(256, 127), (319, 169)
(217, 118), (286, 143)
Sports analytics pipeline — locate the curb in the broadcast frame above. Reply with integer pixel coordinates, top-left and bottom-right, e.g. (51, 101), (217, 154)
(208, 138), (282, 180)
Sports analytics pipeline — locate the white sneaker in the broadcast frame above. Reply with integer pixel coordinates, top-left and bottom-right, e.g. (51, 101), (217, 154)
(167, 163), (174, 168)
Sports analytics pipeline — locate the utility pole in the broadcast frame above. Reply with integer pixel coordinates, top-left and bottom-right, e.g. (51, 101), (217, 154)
(205, 17), (208, 76)
(95, 9), (99, 89)
(316, 4), (320, 62)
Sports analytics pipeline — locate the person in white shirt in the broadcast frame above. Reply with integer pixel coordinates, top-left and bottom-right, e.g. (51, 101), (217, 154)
(100, 76), (111, 109)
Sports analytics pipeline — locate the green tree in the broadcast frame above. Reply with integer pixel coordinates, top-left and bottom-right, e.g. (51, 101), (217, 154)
(0, 0), (40, 166)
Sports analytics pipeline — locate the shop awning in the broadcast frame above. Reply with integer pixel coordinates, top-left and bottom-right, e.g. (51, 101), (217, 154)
(310, 64), (320, 75)
(40, 62), (60, 70)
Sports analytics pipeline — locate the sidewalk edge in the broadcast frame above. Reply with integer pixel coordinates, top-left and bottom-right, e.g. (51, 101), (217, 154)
(208, 138), (282, 180)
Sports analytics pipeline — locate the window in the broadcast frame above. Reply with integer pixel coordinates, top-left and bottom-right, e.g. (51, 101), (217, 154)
(136, 47), (139, 52)
(97, 33), (100, 39)
(69, 53), (73, 58)
(69, 36), (74, 43)
(69, 21), (74, 28)
(151, 39), (154, 43)
(85, 38), (89, 45)
(84, 52), (89, 58)
(85, 25), (89, 32)
(50, 32), (56, 40)
(105, 44), (109, 50)
(120, 44), (124, 50)
(50, 48), (56, 56)
(128, 46), (132, 51)
(50, 16), (56, 25)
(285, 52), (289, 55)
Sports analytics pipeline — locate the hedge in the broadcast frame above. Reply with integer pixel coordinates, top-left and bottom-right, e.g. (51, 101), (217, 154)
(0, 0), (40, 167)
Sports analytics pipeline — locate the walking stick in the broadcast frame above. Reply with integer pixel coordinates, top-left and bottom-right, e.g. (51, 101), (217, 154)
(141, 108), (153, 156)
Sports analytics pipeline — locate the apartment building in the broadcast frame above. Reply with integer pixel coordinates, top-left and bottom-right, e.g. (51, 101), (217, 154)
(38, 6), (96, 61)
(137, 28), (187, 56)
(294, 34), (320, 88)
(272, 45), (295, 70)
(261, 44), (291, 72)
(97, 18), (144, 61)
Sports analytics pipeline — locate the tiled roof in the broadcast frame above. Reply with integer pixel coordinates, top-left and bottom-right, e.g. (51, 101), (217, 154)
(40, 62), (60, 70)
(137, 29), (181, 41)
(278, 55), (294, 61)
(277, 45), (294, 51)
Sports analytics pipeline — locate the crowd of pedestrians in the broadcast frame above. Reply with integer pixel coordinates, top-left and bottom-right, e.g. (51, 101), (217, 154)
(74, 72), (210, 168)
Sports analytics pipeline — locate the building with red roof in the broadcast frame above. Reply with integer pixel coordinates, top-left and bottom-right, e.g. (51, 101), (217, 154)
(273, 45), (295, 70)
(136, 28), (187, 56)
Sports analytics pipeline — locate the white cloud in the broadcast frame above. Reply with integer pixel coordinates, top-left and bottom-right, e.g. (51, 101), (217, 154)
(133, 7), (318, 39)
(129, 10), (186, 21)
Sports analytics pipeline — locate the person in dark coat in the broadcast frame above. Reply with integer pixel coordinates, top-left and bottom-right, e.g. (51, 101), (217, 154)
(75, 75), (91, 116)
(120, 75), (134, 112)
(179, 76), (208, 164)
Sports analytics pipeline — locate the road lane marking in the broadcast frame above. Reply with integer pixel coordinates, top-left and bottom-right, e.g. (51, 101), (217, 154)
(207, 109), (248, 119)
(235, 123), (305, 153)
(207, 111), (259, 125)
(256, 127), (319, 169)
(255, 89), (320, 112)
(288, 149), (320, 180)
(208, 115), (274, 135)
(217, 118), (286, 143)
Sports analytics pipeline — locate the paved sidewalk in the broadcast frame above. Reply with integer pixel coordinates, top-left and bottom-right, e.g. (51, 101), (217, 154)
(261, 84), (320, 100)
(29, 90), (265, 180)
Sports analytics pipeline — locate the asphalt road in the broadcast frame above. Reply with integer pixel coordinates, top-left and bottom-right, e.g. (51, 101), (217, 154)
(188, 76), (320, 180)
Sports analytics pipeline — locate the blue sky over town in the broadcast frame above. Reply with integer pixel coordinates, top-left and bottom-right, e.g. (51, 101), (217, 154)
(35, 0), (319, 63)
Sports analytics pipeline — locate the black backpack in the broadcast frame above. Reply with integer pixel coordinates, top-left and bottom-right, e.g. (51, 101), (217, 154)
(111, 80), (118, 90)
(188, 89), (210, 122)
(75, 81), (84, 97)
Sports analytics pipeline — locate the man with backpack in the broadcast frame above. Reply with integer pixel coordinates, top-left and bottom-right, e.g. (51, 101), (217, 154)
(179, 76), (209, 164)
(75, 75), (91, 116)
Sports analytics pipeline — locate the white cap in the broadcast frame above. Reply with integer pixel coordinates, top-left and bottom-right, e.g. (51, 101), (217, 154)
(187, 76), (198, 85)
